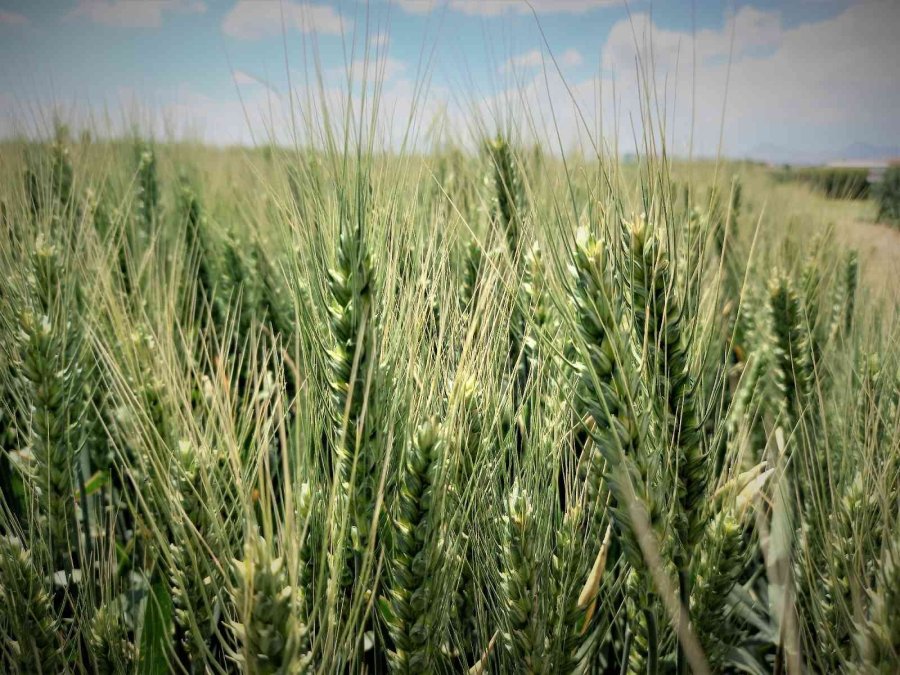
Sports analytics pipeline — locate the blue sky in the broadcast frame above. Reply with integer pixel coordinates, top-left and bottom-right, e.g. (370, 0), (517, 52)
(0, 1), (897, 161)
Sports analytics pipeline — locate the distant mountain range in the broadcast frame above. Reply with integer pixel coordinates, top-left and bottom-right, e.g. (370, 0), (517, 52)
(743, 142), (900, 166)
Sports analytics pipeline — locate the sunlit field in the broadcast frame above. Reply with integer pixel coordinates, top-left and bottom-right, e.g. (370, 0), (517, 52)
(1, 4), (899, 671)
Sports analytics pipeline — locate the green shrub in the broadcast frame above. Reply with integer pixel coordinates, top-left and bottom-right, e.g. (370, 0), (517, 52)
(875, 165), (900, 224)
(779, 166), (871, 199)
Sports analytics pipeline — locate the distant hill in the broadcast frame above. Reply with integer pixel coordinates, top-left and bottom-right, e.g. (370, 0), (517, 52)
(743, 142), (900, 166)
(835, 142), (900, 162)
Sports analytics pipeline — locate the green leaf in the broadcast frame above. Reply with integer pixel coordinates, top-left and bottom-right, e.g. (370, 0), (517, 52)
(83, 470), (110, 496)
(139, 581), (173, 675)
(726, 646), (771, 675)
(377, 595), (396, 625)
(115, 537), (136, 578)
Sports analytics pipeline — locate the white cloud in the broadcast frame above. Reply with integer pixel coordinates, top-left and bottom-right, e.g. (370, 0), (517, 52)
(124, 84), (262, 144)
(370, 31), (390, 48)
(560, 48), (584, 67)
(331, 56), (407, 82)
(67, 0), (206, 28)
(395, 0), (618, 17)
(152, 74), (443, 149)
(232, 70), (259, 86)
(465, 0), (899, 160)
(500, 49), (543, 72)
(596, 0), (900, 156)
(222, 1), (349, 40)
(499, 48), (583, 73)
(601, 6), (782, 77)
(0, 10), (28, 25)
(392, 0), (437, 15)
(232, 69), (281, 95)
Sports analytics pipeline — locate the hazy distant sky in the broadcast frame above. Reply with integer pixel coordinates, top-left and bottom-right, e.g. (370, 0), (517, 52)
(0, 0), (897, 160)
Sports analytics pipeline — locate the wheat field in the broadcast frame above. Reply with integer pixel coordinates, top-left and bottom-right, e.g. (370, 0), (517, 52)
(0, 123), (897, 675)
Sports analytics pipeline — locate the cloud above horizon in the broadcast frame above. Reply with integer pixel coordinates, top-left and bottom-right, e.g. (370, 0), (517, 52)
(333, 56), (408, 82)
(0, 0), (896, 161)
(369, 32), (390, 48)
(597, 1), (900, 155)
(395, 0), (620, 17)
(499, 48), (583, 73)
(222, 1), (349, 40)
(67, 0), (206, 28)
